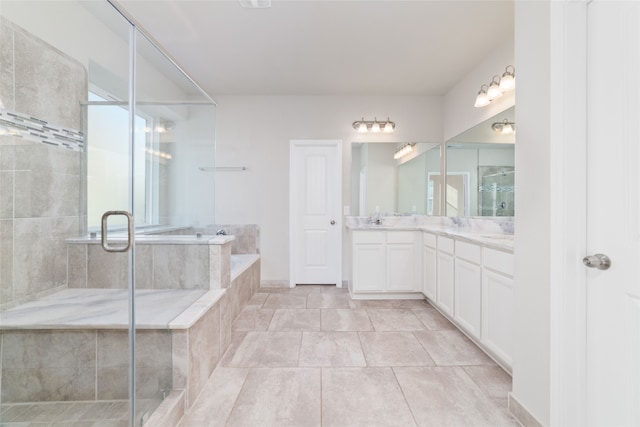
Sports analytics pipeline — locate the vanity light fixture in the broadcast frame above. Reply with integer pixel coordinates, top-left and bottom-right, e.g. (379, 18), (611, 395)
(153, 120), (174, 134)
(352, 117), (395, 133)
(499, 65), (516, 91)
(474, 65), (516, 108)
(393, 142), (416, 160)
(487, 76), (503, 100)
(474, 85), (490, 108)
(145, 147), (173, 160)
(371, 119), (381, 133)
(491, 119), (515, 134)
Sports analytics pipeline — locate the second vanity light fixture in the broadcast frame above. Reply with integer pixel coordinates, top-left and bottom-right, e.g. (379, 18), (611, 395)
(491, 119), (515, 134)
(474, 65), (516, 108)
(393, 143), (416, 159)
(353, 117), (395, 133)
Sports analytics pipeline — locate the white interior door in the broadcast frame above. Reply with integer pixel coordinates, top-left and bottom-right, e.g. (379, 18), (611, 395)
(290, 140), (342, 286)
(586, 2), (640, 425)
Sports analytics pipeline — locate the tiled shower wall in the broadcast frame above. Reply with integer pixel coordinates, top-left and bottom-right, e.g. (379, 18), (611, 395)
(0, 18), (87, 309)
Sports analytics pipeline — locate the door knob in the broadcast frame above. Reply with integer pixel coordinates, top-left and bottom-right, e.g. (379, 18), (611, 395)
(330, 220), (336, 225)
(583, 253), (611, 270)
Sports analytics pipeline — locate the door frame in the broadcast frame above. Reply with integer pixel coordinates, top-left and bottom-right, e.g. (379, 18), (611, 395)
(289, 139), (343, 288)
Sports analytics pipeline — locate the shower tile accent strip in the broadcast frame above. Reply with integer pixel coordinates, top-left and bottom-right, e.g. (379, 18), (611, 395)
(0, 108), (85, 151)
(478, 184), (515, 193)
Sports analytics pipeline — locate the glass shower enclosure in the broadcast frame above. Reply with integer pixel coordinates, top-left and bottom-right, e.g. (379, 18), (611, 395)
(0, 1), (215, 425)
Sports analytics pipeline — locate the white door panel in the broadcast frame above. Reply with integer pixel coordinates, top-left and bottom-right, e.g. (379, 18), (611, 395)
(587, 2), (640, 425)
(290, 140), (342, 286)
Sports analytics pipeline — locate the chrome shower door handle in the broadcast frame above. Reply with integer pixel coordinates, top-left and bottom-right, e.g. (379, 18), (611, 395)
(101, 211), (134, 253)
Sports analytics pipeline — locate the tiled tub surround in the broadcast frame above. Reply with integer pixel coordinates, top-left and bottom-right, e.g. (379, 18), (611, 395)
(0, 252), (261, 425)
(143, 224), (260, 256)
(205, 224), (260, 255)
(67, 235), (235, 291)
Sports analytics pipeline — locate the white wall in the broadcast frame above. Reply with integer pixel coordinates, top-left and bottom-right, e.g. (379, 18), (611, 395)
(512, 1), (551, 425)
(214, 95), (442, 282)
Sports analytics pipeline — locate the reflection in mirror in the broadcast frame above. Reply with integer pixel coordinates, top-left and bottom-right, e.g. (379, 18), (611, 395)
(446, 143), (514, 216)
(445, 106), (515, 217)
(351, 143), (441, 216)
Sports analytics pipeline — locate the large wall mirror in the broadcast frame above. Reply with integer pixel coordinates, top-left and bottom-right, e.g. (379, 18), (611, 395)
(350, 106), (514, 218)
(445, 106), (515, 217)
(351, 142), (441, 216)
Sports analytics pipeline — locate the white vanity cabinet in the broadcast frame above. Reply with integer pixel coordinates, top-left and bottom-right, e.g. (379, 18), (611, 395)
(351, 230), (420, 296)
(481, 247), (515, 366)
(435, 236), (455, 316)
(422, 232), (437, 301)
(419, 230), (514, 370)
(454, 240), (482, 338)
(386, 231), (419, 291)
(352, 231), (385, 292)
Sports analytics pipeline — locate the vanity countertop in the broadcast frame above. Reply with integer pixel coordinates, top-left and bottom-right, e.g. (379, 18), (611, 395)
(346, 216), (514, 252)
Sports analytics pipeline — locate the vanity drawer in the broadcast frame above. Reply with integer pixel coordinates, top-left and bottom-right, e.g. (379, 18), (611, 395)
(438, 236), (455, 254)
(455, 240), (482, 264)
(483, 247), (515, 276)
(353, 231), (385, 244)
(423, 232), (437, 248)
(386, 231), (415, 244)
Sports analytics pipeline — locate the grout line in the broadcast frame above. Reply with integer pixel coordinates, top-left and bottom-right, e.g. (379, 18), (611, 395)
(222, 368), (250, 425)
(412, 330), (438, 366)
(356, 331), (371, 367)
(390, 366), (420, 427)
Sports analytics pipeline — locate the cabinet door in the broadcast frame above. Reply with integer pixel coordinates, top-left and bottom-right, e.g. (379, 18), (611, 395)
(387, 244), (415, 291)
(423, 245), (437, 300)
(436, 252), (455, 316)
(454, 258), (482, 338)
(353, 244), (385, 291)
(481, 269), (514, 366)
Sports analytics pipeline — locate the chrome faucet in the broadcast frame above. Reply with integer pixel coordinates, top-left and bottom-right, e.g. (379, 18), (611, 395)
(216, 228), (227, 235)
(368, 216), (383, 225)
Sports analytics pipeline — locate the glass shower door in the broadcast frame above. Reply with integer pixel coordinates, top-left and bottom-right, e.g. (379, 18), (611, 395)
(1, 2), (215, 426)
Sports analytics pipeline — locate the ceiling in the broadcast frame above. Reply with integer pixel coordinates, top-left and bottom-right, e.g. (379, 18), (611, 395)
(115, 0), (514, 98)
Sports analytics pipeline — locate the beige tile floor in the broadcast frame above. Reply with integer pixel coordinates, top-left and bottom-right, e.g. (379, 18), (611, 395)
(179, 285), (519, 427)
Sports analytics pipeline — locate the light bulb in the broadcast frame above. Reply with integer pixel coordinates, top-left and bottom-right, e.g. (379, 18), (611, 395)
(487, 80), (503, 100)
(500, 66), (516, 91)
(357, 120), (368, 133)
(501, 123), (513, 134)
(383, 119), (394, 133)
(371, 119), (381, 133)
(500, 74), (515, 91)
(474, 85), (490, 107)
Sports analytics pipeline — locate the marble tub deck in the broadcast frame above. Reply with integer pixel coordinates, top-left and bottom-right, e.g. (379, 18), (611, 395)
(0, 288), (225, 330)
